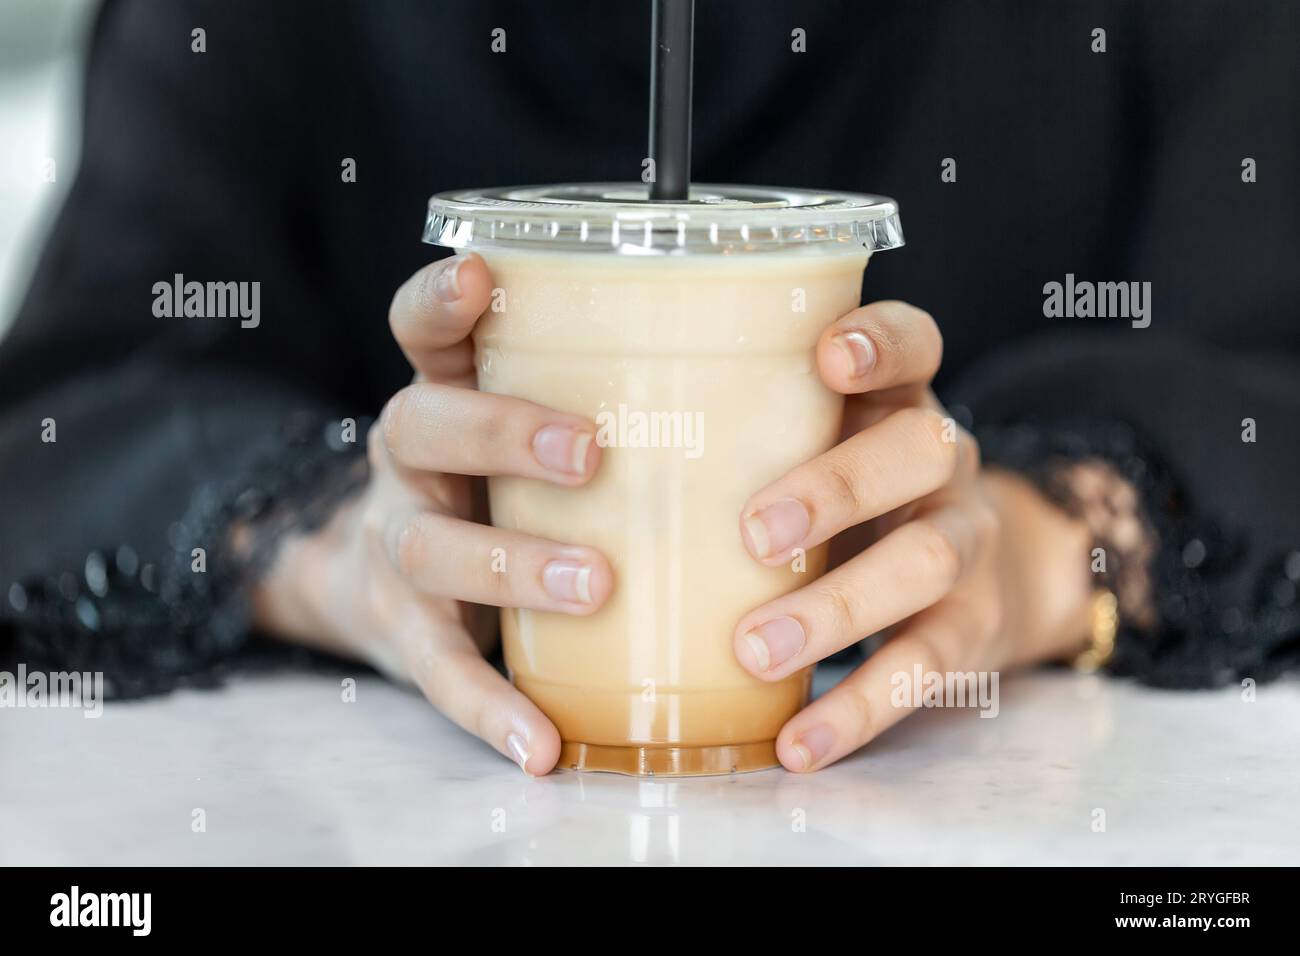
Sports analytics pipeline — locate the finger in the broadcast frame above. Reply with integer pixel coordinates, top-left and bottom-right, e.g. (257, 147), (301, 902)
(388, 253), (494, 382)
(774, 602), (977, 771)
(733, 503), (981, 680)
(385, 510), (614, 614)
(382, 381), (600, 485)
(740, 406), (964, 565)
(392, 622), (562, 776)
(816, 300), (943, 394)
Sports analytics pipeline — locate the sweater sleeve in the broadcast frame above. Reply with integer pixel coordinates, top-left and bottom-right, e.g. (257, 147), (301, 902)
(959, 332), (1300, 687)
(951, 3), (1300, 688)
(0, 0), (367, 695)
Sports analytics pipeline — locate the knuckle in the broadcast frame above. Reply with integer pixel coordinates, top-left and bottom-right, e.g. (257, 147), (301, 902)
(840, 681), (877, 735)
(934, 434), (960, 483)
(903, 407), (960, 483)
(822, 452), (867, 516)
(359, 497), (388, 545)
(867, 299), (916, 327)
(366, 419), (388, 469)
(484, 551), (516, 603)
(389, 267), (433, 340)
(412, 261), (456, 326)
(382, 387), (416, 452)
(422, 473), (461, 514)
(411, 642), (452, 707)
(414, 260), (443, 312)
(864, 318), (904, 371)
(903, 405), (944, 442)
(909, 628), (949, 675)
(394, 513), (433, 578)
(476, 406), (507, 449)
(912, 520), (962, 589)
(389, 260), (477, 346)
(956, 429), (982, 477)
(386, 286), (409, 339)
(869, 300), (943, 376)
(818, 579), (865, 635)
(969, 500), (1000, 548)
(891, 300), (943, 374)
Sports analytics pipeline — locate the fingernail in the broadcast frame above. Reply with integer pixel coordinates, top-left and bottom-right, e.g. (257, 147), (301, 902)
(742, 497), (810, 560)
(833, 330), (876, 379)
(742, 615), (806, 672)
(791, 724), (834, 770)
(533, 425), (593, 476)
(570, 431), (592, 474)
(432, 257), (463, 302)
(506, 732), (531, 774)
(543, 559), (594, 604)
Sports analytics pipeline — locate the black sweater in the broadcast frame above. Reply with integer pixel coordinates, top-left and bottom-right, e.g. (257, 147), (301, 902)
(2, 0), (1297, 693)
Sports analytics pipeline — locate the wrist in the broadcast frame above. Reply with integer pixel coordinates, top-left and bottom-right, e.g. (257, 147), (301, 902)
(982, 467), (1095, 665)
(248, 495), (360, 655)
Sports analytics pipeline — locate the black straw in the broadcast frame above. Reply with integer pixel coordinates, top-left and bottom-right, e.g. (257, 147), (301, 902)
(648, 0), (694, 200)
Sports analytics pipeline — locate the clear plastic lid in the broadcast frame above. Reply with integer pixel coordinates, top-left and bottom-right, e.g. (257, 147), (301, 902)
(424, 183), (903, 256)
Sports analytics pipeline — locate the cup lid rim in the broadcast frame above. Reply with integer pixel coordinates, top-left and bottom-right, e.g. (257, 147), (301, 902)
(424, 183), (905, 255)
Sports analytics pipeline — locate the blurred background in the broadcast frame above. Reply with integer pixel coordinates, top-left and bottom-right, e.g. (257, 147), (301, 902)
(0, 0), (97, 336)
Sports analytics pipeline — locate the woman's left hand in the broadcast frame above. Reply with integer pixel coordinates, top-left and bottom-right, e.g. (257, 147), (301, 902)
(734, 300), (1095, 771)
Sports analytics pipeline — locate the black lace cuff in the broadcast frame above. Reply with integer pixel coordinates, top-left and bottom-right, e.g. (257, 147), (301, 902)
(976, 418), (1300, 688)
(1, 412), (370, 699)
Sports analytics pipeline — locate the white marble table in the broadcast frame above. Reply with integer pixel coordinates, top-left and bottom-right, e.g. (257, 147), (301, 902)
(2, 666), (1297, 866)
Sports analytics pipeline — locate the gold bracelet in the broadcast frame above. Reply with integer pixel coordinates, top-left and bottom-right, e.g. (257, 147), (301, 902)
(1074, 589), (1119, 673)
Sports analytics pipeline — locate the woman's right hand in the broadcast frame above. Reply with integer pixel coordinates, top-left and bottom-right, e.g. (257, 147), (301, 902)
(251, 253), (614, 775)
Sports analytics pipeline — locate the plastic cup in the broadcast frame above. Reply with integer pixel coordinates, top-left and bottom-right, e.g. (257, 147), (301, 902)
(424, 183), (903, 775)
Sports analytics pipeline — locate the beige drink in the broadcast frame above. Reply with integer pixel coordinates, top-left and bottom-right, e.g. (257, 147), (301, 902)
(425, 185), (903, 774)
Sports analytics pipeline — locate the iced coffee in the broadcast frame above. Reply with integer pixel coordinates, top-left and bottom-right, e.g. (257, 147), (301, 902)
(425, 184), (903, 774)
